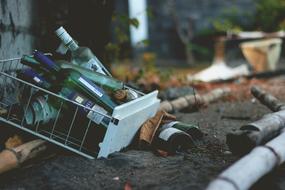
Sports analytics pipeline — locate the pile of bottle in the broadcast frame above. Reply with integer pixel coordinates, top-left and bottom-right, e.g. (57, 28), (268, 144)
(11, 27), (141, 135)
(7, 26), (202, 155)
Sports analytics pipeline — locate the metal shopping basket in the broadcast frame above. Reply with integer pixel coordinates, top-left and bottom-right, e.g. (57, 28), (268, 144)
(0, 56), (160, 159)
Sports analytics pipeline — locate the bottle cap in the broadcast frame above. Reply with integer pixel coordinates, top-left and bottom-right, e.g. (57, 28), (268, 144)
(55, 26), (66, 36)
(55, 26), (78, 51)
(55, 26), (73, 45)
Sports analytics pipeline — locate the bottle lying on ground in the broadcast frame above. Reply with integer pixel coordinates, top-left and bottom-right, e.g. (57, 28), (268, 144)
(55, 26), (109, 75)
(152, 122), (194, 154)
(166, 121), (203, 140)
(33, 50), (117, 112)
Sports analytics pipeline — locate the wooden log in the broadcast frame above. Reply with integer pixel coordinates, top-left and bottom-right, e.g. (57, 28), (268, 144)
(207, 131), (285, 190)
(0, 139), (46, 174)
(159, 88), (231, 113)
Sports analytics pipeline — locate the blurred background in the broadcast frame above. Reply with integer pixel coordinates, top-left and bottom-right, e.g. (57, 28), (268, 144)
(0, 0), (285, 91)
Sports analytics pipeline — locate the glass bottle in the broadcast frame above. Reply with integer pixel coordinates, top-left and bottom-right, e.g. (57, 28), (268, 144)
(166, 121), (203, 140)
(55, 26), (110, 75)
(33, 50), (117, 112)
(153, 124), (194, 154)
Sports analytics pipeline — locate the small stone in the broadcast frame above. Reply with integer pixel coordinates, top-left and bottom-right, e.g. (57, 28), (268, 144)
(223, 151), (232, 155)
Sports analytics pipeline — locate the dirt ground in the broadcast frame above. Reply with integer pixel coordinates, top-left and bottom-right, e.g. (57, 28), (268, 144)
(0, 78), (285, 190)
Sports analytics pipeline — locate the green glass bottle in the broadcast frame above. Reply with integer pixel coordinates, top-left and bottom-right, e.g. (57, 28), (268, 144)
(153, 125), (194, 154)
(59, 87), (110, 127)
(58, 60), (124, 91)
(21, 56), (137, 97)
(18, 57), (112, 127)
(33, 50), (117, 112)
(166, 121), (203, 140)
(55, 26), (110, 75)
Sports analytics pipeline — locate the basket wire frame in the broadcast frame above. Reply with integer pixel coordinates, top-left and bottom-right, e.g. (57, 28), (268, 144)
(0, 56), (118, 159)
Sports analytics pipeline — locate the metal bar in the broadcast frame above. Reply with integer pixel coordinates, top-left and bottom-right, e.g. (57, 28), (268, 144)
(50, 101), (64, 138)
(0, 102), (9, 107)
(0, 72), (113, 119)
(64, 106), (78, 145)
(35, 119), (41, 132)
(15, 59), (20, 70)
(0, 61), (4, 72)
(6, 103), (13, 120)
(42, 130), (82, 145)
(20, 84), (33, 127)
(0, 53), (53, 63)
(0, 117), (95, 159)
(80, 119), (92, 151)
(8, 60), (13, 71)
(47, 129), (82, 143)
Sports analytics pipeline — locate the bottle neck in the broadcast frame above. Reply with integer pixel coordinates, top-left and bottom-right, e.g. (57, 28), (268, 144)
(67, 40), (79, 51)
(55, 27), (79, 51)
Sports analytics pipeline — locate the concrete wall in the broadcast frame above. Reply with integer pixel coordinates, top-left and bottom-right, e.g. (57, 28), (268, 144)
(0, 0), (36, 61)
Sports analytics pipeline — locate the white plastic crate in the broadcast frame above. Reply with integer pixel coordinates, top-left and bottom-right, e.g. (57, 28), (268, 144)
(0, 57), (160, 159)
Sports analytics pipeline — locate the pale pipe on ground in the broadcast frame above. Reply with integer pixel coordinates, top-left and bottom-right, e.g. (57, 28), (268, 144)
(227, 86), (285, 154)
(0, 139), (46, 174)
(159, 88), (231, 113)
(206, 130), (285, 190)
(251, 86), (285, 112)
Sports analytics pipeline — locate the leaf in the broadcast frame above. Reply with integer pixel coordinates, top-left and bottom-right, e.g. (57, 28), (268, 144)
(129, 18), (140, 28)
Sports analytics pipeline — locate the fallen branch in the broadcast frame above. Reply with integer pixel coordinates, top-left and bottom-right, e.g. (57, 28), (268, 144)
(0, 139), (46, 175)
(227, 86), (285, 155)
(207, 130), (285, 190)
(159, 88), (231, 113)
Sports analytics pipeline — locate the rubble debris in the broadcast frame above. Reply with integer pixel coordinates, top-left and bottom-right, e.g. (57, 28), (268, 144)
(159, 87), (231, 113)
(0, 139), (46, 175)
(207, 131), (285, 190)
(240, 38), (282, 72)
(227, 86), (285, 155)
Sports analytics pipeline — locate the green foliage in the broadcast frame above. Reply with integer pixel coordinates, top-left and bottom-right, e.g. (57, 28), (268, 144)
(210, 1), (285, 33)
(254, 0), (285, 31)
(187, 43), (210, 58)
(105, 12), (150, 62)
(106, 12), (136, 62)
(211, 6), (245, 32)
(128, 18), (140, 28)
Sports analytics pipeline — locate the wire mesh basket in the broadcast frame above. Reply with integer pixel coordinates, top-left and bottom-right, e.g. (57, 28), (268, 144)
(0, 56), (160, 159)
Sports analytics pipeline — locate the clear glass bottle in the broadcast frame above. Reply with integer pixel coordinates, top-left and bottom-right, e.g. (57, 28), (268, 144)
(55, 26), (110, 75)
